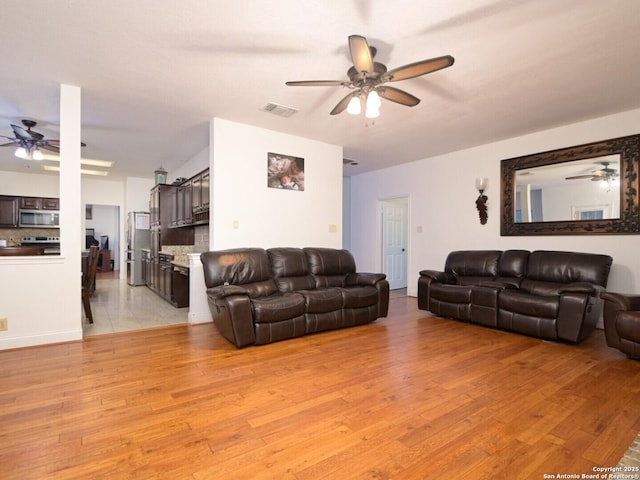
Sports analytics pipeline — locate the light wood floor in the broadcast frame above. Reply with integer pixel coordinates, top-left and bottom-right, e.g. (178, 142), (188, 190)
(1, 293), (639, 479)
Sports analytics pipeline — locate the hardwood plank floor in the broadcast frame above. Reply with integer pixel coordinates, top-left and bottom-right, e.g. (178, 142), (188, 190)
(1, 293), (639, 479)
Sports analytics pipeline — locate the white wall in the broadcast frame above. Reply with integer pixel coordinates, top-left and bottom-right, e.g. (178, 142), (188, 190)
(0, 171), (59, 197)
(170, 146), (209, 184)
(125, 177), (154, 212)
(209, 118), (343, 249)
(349, 108), (640, 299)
(0, 85), (83, 349)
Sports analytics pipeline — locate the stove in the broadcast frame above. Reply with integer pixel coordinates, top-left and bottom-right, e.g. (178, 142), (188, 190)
(21, 236), (61, 255)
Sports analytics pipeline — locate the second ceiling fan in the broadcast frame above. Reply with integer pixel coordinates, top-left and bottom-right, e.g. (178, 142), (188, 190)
(286, 35), (454, 117)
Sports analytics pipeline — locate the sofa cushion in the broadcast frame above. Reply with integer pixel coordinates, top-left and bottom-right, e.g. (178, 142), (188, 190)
(304, 247), (356, 275)
(496, 249), (529, 287)
(251, 293), (306, 323)
(201, 248), (278, 297)
(299, 288), (344, 313)
(499, 289), (559, 318)
(267, 248), (316, 292)
(526, 251), (612, 287)
(429, 283), (473, 303)
(445, 250), (502, 282)
(341, 286), (379, 308)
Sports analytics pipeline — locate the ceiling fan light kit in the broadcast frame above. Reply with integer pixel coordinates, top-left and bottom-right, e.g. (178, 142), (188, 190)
(286, 35), (454, 118)
(1, 119), (110, 175)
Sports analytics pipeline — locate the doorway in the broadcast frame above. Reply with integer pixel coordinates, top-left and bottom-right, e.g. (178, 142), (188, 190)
(85, 204), (120, 271)
(380, 197), (408, 290)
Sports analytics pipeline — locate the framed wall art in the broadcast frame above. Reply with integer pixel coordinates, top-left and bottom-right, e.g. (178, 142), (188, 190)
(267, 152), (305, 191)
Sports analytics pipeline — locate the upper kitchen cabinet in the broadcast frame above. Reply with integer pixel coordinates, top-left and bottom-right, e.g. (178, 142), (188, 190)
(173, 180), (193, 227)
(0, 196), (19, 227)
(191, 169), (209, 225)
(150, 184), (193, 245)
(19, 197), (59, 210)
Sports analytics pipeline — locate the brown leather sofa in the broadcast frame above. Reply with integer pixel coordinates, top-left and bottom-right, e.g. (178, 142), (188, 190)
(418, 250), (613, 343)
(600, 292), (640, 359)
(201, 247), (389, 347)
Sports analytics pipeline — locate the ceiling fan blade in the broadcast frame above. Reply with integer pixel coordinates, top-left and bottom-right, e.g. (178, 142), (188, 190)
(349, 35), (373, 73)
(40, 144), (60, 153)
(11, 123), (44, 140)
(377, 86), (420, 106)
(1, 141), (20, 147)
(286, 80), (347, 87)
(330, 91), (358, 115)
(565, 175), (596, 180)
(386, 55), (455, 82)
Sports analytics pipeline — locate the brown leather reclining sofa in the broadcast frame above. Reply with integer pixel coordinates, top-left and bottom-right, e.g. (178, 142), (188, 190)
(201, 247), (390, 347)
(418, 250), (613, 343)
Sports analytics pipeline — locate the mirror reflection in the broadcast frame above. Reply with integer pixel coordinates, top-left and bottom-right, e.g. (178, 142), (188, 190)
(515, 154), (621, 223)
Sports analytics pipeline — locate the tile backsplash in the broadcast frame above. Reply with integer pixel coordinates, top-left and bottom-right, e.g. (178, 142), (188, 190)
(0, 228), (60, 246)
(162, 225), (209, 264)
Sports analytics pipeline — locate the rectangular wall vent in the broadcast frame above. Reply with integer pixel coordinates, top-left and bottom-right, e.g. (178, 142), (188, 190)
(262, 102), (298, 118)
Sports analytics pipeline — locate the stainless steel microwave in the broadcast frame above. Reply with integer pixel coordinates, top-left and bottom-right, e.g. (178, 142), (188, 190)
(19, 209), (60, 228)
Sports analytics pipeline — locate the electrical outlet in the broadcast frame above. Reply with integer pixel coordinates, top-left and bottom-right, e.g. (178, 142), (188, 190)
(0, 318), (7, 331)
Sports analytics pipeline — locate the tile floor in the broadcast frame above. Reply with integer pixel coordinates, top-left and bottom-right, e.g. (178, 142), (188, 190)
(82, 271), (188, 337)
(83, 273), (408, 337)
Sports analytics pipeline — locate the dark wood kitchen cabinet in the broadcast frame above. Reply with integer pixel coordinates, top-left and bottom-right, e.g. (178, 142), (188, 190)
(150, 184), (193, 245)
(19, 197), (59, 210)
(191, 169), (209, 225)
(172, 180), (193, 227)
(172, 264), (189, 308)
(0, 196), (18, 227)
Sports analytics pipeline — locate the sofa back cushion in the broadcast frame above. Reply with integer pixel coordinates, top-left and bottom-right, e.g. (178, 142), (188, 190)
(521, 250), (613, 293)
(304, 247), (356, 288)
(267, 248), (316, 292)
(201, 248), (277, 297)
(496, 249), (530, 287)
(444, 250), (502, 285)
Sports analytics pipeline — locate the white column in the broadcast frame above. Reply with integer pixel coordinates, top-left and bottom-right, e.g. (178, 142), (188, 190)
(59, 84), (83, 328)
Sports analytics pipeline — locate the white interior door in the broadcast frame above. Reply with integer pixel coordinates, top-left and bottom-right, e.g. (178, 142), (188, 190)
(382, 198), (408, 290)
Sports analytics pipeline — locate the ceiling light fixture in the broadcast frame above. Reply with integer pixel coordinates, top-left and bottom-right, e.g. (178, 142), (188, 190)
(15, 147), (28, 159)
(40, 153), (114, 168)
(346, 95), (361, 115)
(14, 145), (44, 161)
(43, 165), (109, 176)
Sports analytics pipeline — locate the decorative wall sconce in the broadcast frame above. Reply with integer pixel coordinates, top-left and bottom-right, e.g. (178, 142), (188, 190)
(475, 177), (488, 225)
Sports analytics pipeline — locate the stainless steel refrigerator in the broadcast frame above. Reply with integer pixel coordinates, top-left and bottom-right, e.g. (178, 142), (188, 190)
(126, 212), (151, 286)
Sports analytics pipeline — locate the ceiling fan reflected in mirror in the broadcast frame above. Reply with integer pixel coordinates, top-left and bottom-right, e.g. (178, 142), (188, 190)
(565, 161), (619, 185)
(0, 119), (86, 161)
(286, 35), (454, 118)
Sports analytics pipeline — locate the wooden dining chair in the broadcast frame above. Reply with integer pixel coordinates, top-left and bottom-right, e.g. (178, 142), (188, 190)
(82, 246), (100, 323)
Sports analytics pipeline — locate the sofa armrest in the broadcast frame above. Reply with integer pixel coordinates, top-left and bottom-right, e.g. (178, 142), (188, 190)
(558, 282), (598, 295)
(346, 272), (386, 286)
(419, 270), (453, 283)
(206, 284), (250, 299)
(601, 292), (640, 311)
(205, 287), (256, 347)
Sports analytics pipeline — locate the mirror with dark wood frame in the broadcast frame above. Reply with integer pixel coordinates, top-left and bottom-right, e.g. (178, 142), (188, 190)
(500, 133), (640, 235)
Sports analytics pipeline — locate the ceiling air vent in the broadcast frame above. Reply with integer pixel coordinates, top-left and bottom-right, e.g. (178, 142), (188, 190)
(262, 102), (298, 118)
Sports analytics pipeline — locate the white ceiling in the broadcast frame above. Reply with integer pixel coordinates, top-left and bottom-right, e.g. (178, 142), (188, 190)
(0, 0), (639, 180)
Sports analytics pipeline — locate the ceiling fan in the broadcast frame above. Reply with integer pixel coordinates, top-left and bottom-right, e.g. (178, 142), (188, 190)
(285, 35), (454, 117)
(0, 119), (85, 160)
(565, 161), (619, 182)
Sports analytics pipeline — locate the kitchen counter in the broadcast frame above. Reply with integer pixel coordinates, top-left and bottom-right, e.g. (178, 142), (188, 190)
(170, 259), (190, 269)
(0, 246), (45, 256)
